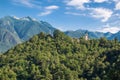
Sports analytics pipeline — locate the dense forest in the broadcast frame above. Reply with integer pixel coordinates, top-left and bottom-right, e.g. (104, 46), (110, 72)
(0, 30), (120, 80)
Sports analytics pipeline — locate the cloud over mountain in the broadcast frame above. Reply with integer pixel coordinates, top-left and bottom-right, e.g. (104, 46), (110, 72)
(39, 5), (59, 16)
(90, 8), (113, 22)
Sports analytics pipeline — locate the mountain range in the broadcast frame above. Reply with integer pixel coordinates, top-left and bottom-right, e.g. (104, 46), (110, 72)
(65, 29), (120, 40)
(0, 16), (55, 52)
(0, 16), (120, 53)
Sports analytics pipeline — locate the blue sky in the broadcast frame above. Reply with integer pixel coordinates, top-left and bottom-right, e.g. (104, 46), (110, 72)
(0, 0), (120, 33)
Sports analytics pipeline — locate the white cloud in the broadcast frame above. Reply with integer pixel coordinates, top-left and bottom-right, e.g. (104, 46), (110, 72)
(13, 16), (20, 20)
(115, 2), (120, 10)
(45, 5), (59, 10)
(94, 0), (107, 3)
(101, 27), (120, 33)
(98, 24), (120, 33)
(12, 0), (59, 16)
(38, 11), (52, 16)
(38, 5), (59, 16)
(66, 0), (90, 10)
(113, 0), (120, 10)
(114, 13), (120, 19)
(113, 0), (119, 2)
(64, 0), (114, 22)
(65, 12), (86, 16)
(12, 0), (41, 8)
(90, 8), (113, 22)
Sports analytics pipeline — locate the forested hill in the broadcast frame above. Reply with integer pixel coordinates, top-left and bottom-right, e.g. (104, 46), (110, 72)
(0, 30), (120, 80)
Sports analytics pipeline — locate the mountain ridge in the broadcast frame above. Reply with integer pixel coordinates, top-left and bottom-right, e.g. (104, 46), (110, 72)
(64, 29), (120, 40)
(0, 16), (120, 53)
(0, 16), (56, 52)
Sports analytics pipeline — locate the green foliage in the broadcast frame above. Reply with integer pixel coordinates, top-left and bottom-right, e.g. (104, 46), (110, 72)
(0, 30), (120, 80)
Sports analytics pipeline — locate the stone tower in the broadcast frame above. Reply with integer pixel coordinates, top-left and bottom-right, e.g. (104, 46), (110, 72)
(85, 32), (88, 40)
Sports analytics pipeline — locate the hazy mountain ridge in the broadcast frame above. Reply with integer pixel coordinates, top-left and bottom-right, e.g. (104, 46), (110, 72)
(108, 31), (120, 40)
(64, 29), (120, 40)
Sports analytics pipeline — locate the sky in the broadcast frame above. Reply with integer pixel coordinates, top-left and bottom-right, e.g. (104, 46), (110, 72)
(0, 0), (120, 33)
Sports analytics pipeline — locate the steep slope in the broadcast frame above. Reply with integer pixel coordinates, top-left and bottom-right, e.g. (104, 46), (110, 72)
(0, 16), (55, 52)
(0, 16), (21, 52)
(13, 16), (55, 40)
(0, 30), (120, 80)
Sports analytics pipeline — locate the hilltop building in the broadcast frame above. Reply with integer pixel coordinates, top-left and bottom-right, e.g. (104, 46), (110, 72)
(84, 32), (89, 40)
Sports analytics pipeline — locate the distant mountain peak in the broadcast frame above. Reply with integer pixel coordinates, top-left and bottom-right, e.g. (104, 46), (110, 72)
(20, 16), (32, 21)
(0, 16), (56, 53)
(4, 16), (38, 22)
(13, 16), (20, 20)
(20, 16), (39, 22)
